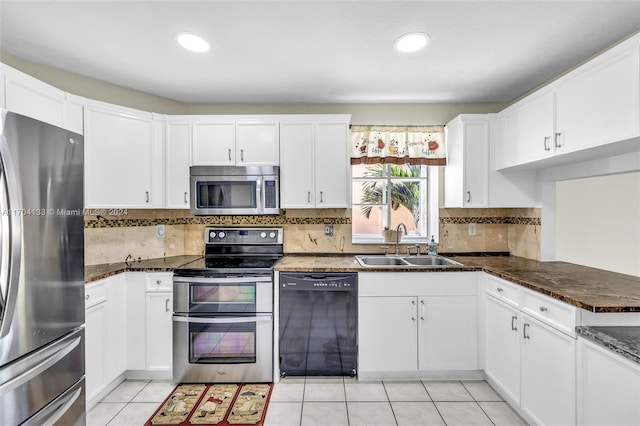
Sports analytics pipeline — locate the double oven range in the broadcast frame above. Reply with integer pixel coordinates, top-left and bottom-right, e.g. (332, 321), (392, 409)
(172, 227), (282, 383)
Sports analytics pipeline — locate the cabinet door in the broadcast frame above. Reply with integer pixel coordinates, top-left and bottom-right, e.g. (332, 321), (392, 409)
(236, 122), (279, 165)
(280, 122), (314, 207)
(105, 275), (126, 385)
(84, 104), (155, 208)
(146, 292), (173, 372)
(85, 301), (107, 405)
(521, 314), (576, 426)
(358, 296), (418, 372)
(166, 121), (192, 208)
(314, 122), (349, 207)
(192, 121), (235, 165)
(577, 338), (640, 426)
(555, 44), (640, 154)
(485, 295), (521, 404)
(3, 65), (66, 129)
(503, 93), (555, 167)
(418, 296), (478, 370)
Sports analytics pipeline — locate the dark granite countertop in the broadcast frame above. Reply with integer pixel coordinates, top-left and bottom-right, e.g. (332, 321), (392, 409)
(275, 254), (640, 313)
(576, 326), (640, 366)
(85, 255), (201, 283)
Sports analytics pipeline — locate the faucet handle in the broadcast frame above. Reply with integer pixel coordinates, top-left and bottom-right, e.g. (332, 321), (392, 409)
(415, 244), (421, 256)
(406, 246), (412, 256)
(381, 246), (390, 256)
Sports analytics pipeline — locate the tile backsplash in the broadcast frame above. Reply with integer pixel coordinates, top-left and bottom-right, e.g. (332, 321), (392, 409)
(84, 207), (541, 265)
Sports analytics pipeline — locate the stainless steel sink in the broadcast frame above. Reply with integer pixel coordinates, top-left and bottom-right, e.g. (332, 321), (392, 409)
(355, 255), (463, 268)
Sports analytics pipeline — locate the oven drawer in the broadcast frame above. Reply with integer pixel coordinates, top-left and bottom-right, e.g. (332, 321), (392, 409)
(172, 314), (273, 383)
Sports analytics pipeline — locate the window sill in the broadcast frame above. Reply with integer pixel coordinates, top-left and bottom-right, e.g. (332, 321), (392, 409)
(352, 236), (429, 245)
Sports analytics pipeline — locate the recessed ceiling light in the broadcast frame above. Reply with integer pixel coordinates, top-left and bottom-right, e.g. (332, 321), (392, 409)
(394, 32), (430, 53)
(176, 33), (210, 53)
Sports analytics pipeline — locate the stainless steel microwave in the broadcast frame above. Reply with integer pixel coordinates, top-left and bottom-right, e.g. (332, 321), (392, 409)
(190, 166), (279, 215)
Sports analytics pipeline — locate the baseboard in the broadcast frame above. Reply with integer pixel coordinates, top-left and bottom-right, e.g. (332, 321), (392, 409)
(356, 370), (485, 381)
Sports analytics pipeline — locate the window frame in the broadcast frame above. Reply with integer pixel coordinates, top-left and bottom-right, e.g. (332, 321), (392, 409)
(351, 164), (439, 244)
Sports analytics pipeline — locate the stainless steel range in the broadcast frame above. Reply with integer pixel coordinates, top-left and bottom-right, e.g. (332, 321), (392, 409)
(172, 227), (282, 383)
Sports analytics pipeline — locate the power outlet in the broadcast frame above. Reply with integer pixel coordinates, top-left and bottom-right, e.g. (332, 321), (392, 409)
(157, 224), (166, 238)
(468, 222), (477, 236)
(324, 224), (334, 236)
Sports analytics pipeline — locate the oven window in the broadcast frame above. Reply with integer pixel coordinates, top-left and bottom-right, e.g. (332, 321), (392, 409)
(191, 284), (256, 312)
(189, 321), (256, 364)
(197, 181), (257, 209)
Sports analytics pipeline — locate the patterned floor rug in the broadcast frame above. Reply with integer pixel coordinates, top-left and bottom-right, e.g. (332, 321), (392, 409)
(145, 383), (273, 426)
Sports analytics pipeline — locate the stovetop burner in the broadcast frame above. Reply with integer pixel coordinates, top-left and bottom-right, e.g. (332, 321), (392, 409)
(173, 227), (283, 276)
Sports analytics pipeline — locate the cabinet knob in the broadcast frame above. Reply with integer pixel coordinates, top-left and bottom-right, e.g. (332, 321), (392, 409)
(539, 306), (548, 312)
(497, 287), (504, 293)
(85, 294), (90, 300)
(156, 280), (162, 285)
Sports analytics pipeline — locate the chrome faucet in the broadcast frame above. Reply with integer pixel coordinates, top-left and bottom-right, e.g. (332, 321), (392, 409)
(395, 222), (408, 256)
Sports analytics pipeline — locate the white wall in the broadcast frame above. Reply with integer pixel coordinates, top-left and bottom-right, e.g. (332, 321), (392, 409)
(556, 172), (640, 276)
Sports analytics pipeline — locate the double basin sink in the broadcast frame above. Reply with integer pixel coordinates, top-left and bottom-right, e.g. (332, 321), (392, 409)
(355, 255), (463, 268)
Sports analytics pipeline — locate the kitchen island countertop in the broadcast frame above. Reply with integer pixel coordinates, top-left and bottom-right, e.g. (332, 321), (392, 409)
(576, 326), (640, 366)
(275, 254), (640, 313)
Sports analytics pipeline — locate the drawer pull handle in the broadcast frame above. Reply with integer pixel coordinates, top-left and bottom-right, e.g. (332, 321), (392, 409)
(165, 298), (170, 312)
(511, 315), (518, 331)
(420, 299), (425, 321)
(539, 306), (548, 312)
(307, 191), (311, 203)
(145, 191), (150, 203)
(240, 149), (244, 162)
(466, 191), (471, 203)
(184, 192), (188, 204)
(554, 132), (562, 148)
(411, 300), (416, 321)
(228, 148), (232, 161)
(497, 287), (504, 293)
(543, 136), (551, 151)
(523, 323), (530, 339)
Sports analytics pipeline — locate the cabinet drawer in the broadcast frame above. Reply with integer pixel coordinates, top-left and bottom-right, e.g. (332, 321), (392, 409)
(485, 274), (521, 306)
(145, 273), (173, 291)
(85, 280), (107, 309)
(521, 289), (577, 336)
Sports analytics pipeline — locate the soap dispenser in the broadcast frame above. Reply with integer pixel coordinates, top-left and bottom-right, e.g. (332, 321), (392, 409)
(428, 236), (438, 255)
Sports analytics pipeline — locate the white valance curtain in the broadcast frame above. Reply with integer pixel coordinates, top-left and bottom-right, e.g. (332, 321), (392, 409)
(350, 125), (446, 166)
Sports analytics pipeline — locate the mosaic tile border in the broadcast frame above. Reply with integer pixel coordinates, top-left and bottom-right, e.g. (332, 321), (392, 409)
(440, 216), (541, 226)
(85, 214), (352, 228)
(85, 213), (540, 228)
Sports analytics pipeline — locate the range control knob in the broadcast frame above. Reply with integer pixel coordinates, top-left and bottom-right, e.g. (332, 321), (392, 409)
(260, 232), (267, 239)
(209, 231), (217, 240)
(269, 231), (277, 239)
(218, 231), (226, 239)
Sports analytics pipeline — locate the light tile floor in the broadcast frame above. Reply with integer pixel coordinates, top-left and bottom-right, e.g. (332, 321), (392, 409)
(87, 377), (528, 426)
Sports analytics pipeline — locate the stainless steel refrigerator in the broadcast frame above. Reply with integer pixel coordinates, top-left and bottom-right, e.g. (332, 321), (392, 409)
(0, 109), (85, 425)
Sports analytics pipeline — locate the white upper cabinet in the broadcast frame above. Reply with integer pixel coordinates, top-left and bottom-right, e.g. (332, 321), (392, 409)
(2, 64), (83, 134)
(499, 33), (640, 169)
(554, 40), (640, 154)
(280, 117), (351, 208)
(444, 114), (489, 208)
(502, 92), (555, 168)
(165, 118), (192, 208)
(236, 121), (279, 165)
(192, 118), (279, 166)
(84, 100), (164, 208)
(0, 63), (5, 109)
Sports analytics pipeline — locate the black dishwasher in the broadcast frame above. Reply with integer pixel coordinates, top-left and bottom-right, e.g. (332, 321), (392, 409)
(279, 273), (357, 377)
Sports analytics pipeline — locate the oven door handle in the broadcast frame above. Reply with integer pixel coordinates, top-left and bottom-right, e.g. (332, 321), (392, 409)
(173, 276), (272, 284)
(172, 314), (272, 324)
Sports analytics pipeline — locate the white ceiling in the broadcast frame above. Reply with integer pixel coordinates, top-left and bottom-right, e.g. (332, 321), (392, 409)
(1, 0), (639, 104)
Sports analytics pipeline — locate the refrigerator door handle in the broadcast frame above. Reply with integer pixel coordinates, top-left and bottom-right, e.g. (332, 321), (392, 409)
(0, 334), (82, 396)
(0, 134), (23, 340)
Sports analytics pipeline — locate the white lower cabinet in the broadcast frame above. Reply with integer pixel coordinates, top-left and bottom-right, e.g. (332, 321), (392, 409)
(484, 295), (521, 404)
(520, 314), (576, 426)
(85, 280), (107, 407)
(145, 290), (173, 372)
(577, 337), (640, 425)
(484, 274), (577, 426)
(358, 272), (478, 377)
